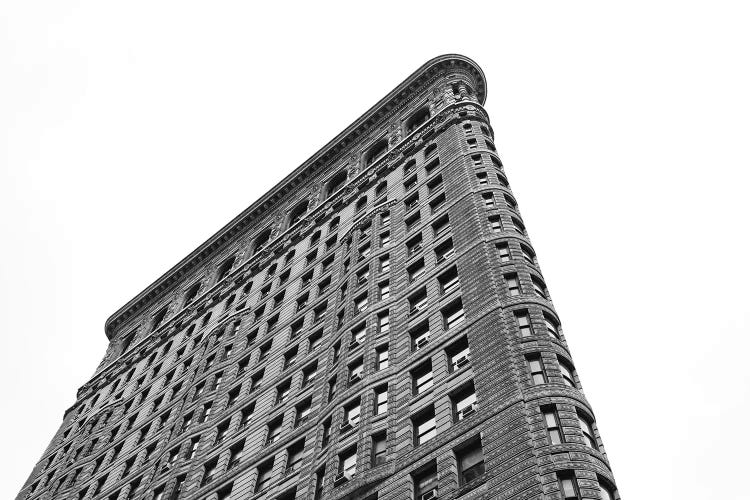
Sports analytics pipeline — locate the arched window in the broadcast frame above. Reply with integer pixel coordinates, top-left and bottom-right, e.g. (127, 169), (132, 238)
(405, 107), (430, 134)
(288, 200), (309, 227)
(253, 228), (272, 255)
(216, 256), (236, 281)
(326, 170), (348, 198)
(183, 282), (202, 306)
(365, 139), (388, 167)
(151, 307), (168, 332)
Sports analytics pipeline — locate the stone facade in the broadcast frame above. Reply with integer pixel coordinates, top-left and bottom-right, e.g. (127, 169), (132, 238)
(17, 55), (619, 500)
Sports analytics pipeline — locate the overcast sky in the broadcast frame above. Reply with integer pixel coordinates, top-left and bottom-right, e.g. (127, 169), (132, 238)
(2, 1), (749, 498)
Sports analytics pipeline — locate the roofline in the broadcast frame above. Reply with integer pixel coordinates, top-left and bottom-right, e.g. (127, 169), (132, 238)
(104, 54), (487, 339)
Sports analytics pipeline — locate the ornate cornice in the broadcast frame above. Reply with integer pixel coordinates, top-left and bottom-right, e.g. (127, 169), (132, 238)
(104, 54), (487, 339)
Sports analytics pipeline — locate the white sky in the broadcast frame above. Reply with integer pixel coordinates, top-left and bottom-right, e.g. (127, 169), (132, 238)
(2, 1), (749, 498)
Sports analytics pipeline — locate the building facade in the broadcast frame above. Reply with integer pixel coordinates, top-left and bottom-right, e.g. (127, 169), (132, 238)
(18, 55), (619, 500)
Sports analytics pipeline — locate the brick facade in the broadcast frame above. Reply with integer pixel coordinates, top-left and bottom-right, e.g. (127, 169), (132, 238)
(17, 55), (619, 500)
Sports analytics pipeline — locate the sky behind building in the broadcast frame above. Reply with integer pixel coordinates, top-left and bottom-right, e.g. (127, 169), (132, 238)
(2, 2), (749, 499)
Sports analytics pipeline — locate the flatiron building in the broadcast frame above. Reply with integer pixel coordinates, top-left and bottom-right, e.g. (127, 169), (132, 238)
(18, 55), (620, 500)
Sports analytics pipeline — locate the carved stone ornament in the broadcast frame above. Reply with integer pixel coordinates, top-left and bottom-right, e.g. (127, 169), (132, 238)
(347, 154), (360, 179)
(308, 183), (322, 209)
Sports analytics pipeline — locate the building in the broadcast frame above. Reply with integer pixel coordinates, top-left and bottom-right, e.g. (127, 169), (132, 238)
(17, 55), (619, 500)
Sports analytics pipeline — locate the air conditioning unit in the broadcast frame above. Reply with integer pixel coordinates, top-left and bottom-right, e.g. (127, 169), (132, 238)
(455, 355), (469, 368)
(461, 403), (477, 419)
(340, 421), (353, 432)
(421, 489), (438, 500)
(349, 339), (360, 348)
(349, 373), (361, 384)
(416, 337), (430, 349)
(333, 472), (349, 486)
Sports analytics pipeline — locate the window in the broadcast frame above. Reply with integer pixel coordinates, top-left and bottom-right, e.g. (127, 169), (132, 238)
(350, 323), (366, 348)
(516, 310), (533, 337)
(598, 477), (618, 500)
(338, 447), (357, 481)
(255, 460), (274, 493)
(239, 403), (254, 430)
(217, 256), (235, 281)
(377, 312), (390, 333)
(532, 277), (547, 299)
(366, 139), (388, 166)
(456, 436), (486, 485)
(424, 142), (437, 158)
(276, 379), (291, 405)
(375, 345), (389, 370)
(407, 234), (423, 257)
(413, 462), (438, 499)
(409, 287), (428, 316)
(249, 370), (264, 392)
(406, 212), (421, 233)
(512, 217), (526, 234)
(301, 363), (318, 388)
(183, 282), (201, 306)
(404, 174), (418, 191)
(447, 336), (471, 372)
(497, 242), (511, 262)
(326, 170), (347, 197)
(410, 322), (430, 351)
(283, 347), (298, 369)
(201, 457), (219, 486)
(489, 215), (502, 232)
(343, 399), (361, 429)
(356, 196), (368, 212)
(313, 302), (328, 324)
(321, 256), (334, 273)
(558, 357), (576, 388)
(413, 407), (436, 445)
(521, 244), (536, 264)
(379, 281), (390, 300)
(286, 440), (305, 474)
(542, 406), (564, 444)
(253, 229), (272, 255)
(482, 192), (495, 207)
(290, 319), (304, 339)
(429, 193), (446, 213)
(295, 399), (312, 427)
(308, 330), (323, 351)
(266, 418), (282, 446)
(380, 255), (390, 273)
(314, 468), (326, 500)
(348, 359), (364, 385)
(578, 411), (598, 450)
(434, 238), (454, 263)
(427, 175), (443, 194)
(412, 362), (433, 395)
(151, 307), (168, 332)
(438, 266), (460, 295)
(300, 271), (314, 288)
(380, 232), (391, 248)
(406, 107), (430, 133)
(374, 386), (388, 415)
(306, 250), (318, 267)
(355, 293), (369, 314)
(407, 259), (425, 282)
(505, 273), (520, 296)
(453, 382), (477, 422)
(558, 472), (582, 500)
(476, 172), (488, 185)
(258, 341), (272, 362)
(544, 314), (560, 339)
(325, 235), (338, 252)
(442, 299), (465, 330)
(526, 354), (546, 385)
(289, 200), (309, 226)
(272, 291), (285, 309)
(405, 193), (419, 212)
